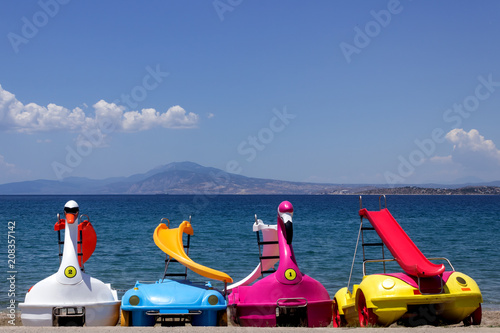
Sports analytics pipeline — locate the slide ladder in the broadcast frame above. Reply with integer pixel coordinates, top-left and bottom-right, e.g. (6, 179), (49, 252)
(358, 196), (445, 279)
(160, 218), (190, 280)
(226, 216), (279, 291)
(255, 216), (279, 276)
(361, 222), (387, 275)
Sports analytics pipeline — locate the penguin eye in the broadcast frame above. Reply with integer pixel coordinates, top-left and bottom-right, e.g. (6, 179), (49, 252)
(64, 207), (79, 214)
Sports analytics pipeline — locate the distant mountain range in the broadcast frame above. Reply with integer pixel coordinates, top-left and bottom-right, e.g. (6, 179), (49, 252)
(0, 161), (499, 195)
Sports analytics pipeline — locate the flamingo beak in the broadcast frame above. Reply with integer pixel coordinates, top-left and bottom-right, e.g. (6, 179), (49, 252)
(285, 221), (293, 245)
(280, 212), (293, 245)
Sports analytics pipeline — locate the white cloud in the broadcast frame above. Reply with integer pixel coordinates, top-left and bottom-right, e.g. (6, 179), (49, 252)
(159, 105), (199, 129)
(0, 84), (199, 134)
(446, 128), (500, 170)
(424, 129), (500, 182)
(36, 138), (52, 144)
(118, 104), (199, 131)
(429, 155), (453, 164)
(0, 154), (31, 183)
(0, 154), (15, 170)
(0, 85), (26, 128)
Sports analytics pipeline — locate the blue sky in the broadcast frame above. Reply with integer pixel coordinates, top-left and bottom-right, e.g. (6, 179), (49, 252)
(1, 0), (500, 185)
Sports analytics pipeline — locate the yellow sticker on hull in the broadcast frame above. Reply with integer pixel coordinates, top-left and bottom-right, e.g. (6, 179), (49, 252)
(285, 268), (297, 281)
(64, 266), (77, 278)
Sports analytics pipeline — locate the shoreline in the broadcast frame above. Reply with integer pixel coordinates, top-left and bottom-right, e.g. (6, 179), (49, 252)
(2, 310), (500, 331)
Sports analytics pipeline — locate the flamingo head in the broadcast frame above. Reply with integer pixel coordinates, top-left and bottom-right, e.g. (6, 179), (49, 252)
(278, 201), (294, 245)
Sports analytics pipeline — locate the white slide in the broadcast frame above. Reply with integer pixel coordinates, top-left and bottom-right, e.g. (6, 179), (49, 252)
(227, 217), (279, 291)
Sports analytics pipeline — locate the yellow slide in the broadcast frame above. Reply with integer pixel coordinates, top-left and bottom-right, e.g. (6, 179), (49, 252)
(153, 221), (233, 283)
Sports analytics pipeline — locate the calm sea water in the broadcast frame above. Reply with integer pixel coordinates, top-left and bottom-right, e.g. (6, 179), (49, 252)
(1, 195), (499, 310)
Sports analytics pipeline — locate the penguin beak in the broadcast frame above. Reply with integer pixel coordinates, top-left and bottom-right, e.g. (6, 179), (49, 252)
(64, 207), (79, 224)
(280, 212), (293, 245)
(65, 213), (77, 224)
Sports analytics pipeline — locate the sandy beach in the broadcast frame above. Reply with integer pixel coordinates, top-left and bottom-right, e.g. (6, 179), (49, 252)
(1, 310), (499, 332)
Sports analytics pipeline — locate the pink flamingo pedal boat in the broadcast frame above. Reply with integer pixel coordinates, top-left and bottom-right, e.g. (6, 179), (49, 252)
(228, 201), (332, 327)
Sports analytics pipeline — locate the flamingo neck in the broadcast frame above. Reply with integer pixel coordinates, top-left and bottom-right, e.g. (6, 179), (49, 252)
(275, 216), (302, 285)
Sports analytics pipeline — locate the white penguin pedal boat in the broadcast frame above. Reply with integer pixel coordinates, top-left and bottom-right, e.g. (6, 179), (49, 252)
(19, 200), (120, 326)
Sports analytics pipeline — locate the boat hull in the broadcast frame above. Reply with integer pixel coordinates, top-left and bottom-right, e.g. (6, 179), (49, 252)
(228, 274), (332, 327)
(334, 271), (482, 327)
(229, 299), (332, 327)
(121, 279), (227, 326)
(19, 301), (120, 326)
(20, 272), (120, 326)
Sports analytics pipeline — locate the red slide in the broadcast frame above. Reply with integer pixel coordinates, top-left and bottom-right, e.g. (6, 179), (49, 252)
(359, 208), (445, 278)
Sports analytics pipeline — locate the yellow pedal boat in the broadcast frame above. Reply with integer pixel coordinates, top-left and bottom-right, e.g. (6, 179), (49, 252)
(333, 196), (482, 327)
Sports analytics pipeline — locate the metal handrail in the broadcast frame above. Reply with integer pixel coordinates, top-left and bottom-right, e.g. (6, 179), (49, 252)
(362, 257), (455, 276)
(136, 280), (159, 284)
(346, 209), (363, 292)
(146, 310), (202, 316)
(427, 257), (455, 271)
(362, 258), (396, 276)
(160, 217), (170, 228)
(379, 195), (387, 210)
(276, 297), (308, 308)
